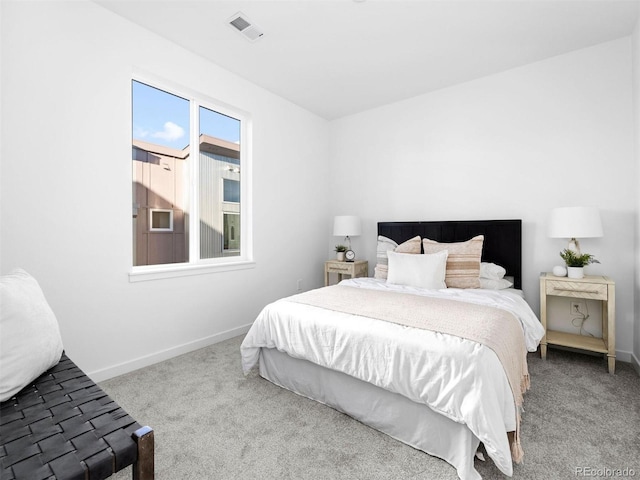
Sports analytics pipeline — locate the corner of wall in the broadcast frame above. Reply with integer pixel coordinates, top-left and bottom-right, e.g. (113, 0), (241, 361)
(631, 352), (640, 377)
(633, 14), (640, 368)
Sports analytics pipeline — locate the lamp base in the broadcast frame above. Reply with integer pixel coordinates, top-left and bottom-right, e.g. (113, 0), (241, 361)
(568, 238), (581, 255)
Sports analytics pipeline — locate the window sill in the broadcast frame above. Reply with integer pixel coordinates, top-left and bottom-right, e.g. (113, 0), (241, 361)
(129, 260), (256, 282)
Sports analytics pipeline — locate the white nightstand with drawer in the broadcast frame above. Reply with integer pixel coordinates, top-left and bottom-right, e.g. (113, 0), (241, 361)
(539, 273), (616, 374)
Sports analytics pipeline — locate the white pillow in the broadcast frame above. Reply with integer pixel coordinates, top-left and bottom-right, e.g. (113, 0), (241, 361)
(0, 269), (64, 402)
(480, 262), (507, 280)
(387, 250), (448, 289)
(479, 277), (514, 290)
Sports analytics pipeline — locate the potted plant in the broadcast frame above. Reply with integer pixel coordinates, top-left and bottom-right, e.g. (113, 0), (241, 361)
(559, 249), (600, 279)
(335, 244), (347, 261)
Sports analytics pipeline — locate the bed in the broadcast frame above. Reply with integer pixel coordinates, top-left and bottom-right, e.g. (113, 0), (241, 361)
(241, 220), (543, 480)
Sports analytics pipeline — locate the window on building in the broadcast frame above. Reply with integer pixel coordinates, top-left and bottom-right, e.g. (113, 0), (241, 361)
(223, 179), (240, 203)
(149, 209), (173, 231)
(132, 79), (250, 274)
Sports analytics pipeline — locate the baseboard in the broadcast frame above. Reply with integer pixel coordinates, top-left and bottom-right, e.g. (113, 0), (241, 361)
(631, 352), (640, 377)
(87, 326), (640, 381)
(88, 323), (253, 383)
(544, 346), (639, 374)
(614, 349), (633, 364)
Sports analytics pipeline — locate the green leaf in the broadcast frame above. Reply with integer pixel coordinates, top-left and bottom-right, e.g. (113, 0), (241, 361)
(559, 249), (600, 267)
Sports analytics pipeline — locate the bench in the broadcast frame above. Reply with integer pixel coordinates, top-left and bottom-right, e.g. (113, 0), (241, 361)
(0, 354), (154, 480)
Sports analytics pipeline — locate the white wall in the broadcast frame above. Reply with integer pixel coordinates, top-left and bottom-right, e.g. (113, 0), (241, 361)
(329, 38), (636, 359)
(0, 1), (330, 380)
(2, 1), (638, 378)
(633, 17), (640, 372)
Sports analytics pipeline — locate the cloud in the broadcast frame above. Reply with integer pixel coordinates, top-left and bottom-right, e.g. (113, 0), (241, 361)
(152, 121), (185, 142)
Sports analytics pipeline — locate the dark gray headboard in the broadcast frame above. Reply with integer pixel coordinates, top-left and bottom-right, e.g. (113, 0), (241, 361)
(378, 220), (522, 289)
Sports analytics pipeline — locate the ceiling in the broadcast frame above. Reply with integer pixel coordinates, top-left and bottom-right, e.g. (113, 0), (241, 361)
(96, 0), (640, 120)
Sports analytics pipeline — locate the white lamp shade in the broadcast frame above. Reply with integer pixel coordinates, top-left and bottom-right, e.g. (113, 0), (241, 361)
(548, 207), (603, 239)
(333, 215), (361, 237)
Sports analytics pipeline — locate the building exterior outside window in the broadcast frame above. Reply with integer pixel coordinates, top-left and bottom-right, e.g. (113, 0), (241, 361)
(132, 135), (241, 265)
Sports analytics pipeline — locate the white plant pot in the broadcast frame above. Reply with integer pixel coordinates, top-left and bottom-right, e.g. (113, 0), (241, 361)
(567, 267), (584, 279)
(336, 252), (345, 261)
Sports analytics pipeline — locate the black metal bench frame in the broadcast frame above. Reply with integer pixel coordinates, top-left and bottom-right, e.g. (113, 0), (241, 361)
(1, 354), (154, 480)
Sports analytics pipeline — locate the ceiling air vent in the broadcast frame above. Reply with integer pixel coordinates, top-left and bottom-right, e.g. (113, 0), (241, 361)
(228, 12), (264, 42)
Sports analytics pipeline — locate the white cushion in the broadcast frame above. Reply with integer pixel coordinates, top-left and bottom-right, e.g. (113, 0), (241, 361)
(0, 269), (64, 402)
(480, 262), (507, 280)
(479, 278), (514, 290)
(387, 250), (448, 289)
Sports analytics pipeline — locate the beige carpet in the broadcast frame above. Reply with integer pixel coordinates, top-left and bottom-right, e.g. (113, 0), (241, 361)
(102, 335), (640, 480)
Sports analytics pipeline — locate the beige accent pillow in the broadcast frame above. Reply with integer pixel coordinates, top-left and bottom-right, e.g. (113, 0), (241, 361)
(422, 235), (484, 288)
(374, 235), (421, 280)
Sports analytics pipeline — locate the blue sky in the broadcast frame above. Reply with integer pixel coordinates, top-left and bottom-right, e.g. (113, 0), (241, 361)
(132, 80), (240, 150)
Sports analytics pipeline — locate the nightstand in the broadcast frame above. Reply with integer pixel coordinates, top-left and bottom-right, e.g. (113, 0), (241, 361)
(324, 260), (368, 286)
(539, 273), (616, 374)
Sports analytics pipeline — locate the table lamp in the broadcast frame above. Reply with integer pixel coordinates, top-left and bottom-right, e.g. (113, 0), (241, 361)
(333, 215), (361, 261)
(547, 206), (603, 255)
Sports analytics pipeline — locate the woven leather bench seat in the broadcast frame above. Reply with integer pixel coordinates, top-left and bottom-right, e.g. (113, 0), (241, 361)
(0, 354), (153, 480)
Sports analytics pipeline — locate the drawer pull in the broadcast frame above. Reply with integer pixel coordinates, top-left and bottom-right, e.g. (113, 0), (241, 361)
(552, 287), (600, 294)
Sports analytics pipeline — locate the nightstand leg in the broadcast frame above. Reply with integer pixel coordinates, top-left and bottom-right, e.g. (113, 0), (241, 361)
(539, 275), (548, 360)
(607, 355), (615, 374)
(606, 285), (616, 374)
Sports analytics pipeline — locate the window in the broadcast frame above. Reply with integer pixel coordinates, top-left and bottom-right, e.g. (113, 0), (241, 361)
(149, 209), (173, 231)
(223, 179), (240, 203)
(131, 78), (251, 278)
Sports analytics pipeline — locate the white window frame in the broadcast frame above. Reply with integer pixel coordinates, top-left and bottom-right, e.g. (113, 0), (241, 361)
(223, 177), (241, 204)
(129, 72), (254, 282)
(149, 209), (174, 232)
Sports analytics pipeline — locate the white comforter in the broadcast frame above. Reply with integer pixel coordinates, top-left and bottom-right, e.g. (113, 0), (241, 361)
(241, 278), (544, 477)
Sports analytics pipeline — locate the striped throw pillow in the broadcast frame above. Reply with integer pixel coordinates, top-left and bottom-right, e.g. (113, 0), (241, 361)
(422, 235), (484, 288)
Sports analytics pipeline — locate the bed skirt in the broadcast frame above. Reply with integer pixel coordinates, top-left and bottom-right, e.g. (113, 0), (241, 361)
(258, 347), (483, 480)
